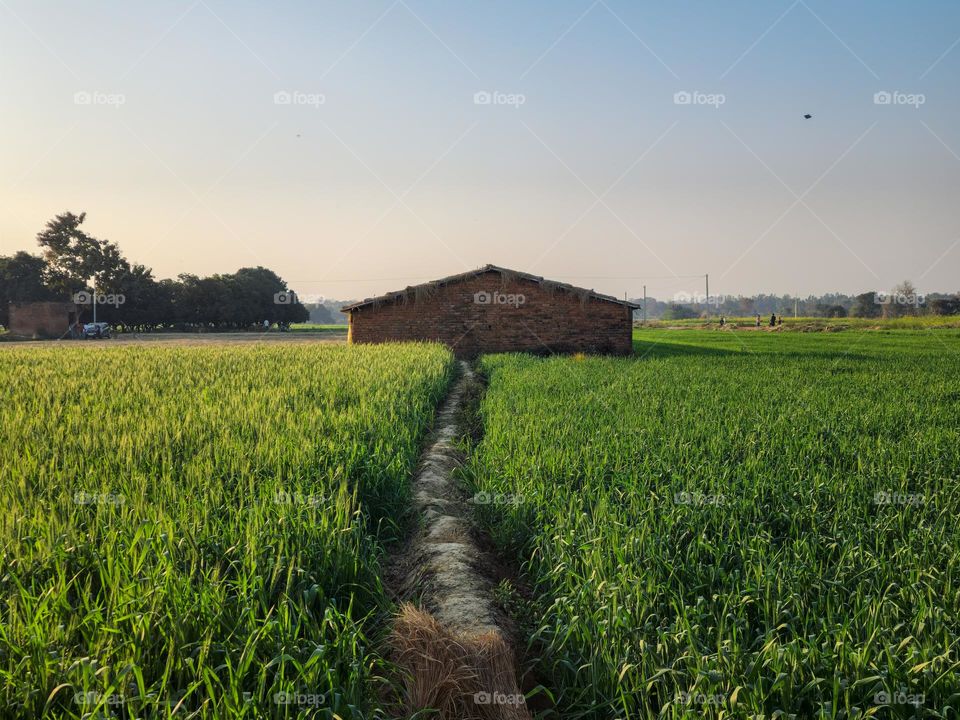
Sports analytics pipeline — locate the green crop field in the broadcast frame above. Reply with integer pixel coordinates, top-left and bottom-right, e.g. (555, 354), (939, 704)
(466, 329), (960, 719)
(0, 343), (453, 718)
(3, 329), (958, 719)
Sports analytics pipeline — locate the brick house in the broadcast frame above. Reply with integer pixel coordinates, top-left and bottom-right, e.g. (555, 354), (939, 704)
(341, 265), (639, 357)
(8, 301), (79, 339)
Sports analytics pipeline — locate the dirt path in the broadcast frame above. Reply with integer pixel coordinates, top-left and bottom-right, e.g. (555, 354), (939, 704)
(389, 361), (530, 720)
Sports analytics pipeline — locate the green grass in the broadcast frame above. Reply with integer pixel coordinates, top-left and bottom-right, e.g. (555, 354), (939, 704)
(466, 330), (960, 718)
(0, 343), (453, 718)
(288, 324), (347, 333)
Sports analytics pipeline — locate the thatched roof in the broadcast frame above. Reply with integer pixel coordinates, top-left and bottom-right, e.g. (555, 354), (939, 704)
(340, 264), (641, 312)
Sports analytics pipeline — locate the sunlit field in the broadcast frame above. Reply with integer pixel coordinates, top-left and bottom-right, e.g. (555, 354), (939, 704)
(0, 343), (452, 718)
(644, 316), (960, 330)
(466, 330), (960, 718)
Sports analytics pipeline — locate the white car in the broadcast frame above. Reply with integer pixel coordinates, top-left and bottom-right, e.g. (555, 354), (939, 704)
(82, 322), (111, 339)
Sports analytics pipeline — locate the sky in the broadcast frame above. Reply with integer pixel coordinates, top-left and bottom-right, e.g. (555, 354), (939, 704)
(1, 0), (959, 303)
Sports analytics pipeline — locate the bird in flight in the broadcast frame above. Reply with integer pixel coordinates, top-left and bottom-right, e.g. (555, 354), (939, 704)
(803, 114), (812, 119)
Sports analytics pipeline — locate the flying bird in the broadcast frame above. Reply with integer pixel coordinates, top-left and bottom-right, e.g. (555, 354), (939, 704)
(803, 114), (812, 119)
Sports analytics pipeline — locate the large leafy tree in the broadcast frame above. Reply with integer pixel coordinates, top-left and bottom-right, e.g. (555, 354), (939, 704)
(36, 212), (128, 296)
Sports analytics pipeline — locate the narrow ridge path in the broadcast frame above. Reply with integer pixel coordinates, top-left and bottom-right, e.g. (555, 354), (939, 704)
(388, 360), (531, 720)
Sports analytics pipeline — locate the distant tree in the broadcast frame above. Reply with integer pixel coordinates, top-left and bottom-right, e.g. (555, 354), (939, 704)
(166, 268), (306, 329)
(0, 252), (59, 327)
(851, 292), (881, 318)
(94, 264), (174, 330)
(661, 304), (699, 320)
(929, 296), (960, 315)
(307, 303), (335, 324)
(815, 304), (847, 318)
(882, 279), (922, 318)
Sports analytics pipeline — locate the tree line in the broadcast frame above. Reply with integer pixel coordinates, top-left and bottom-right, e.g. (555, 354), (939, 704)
(0, 212), (308, 331)
(643, 281), (959, 321)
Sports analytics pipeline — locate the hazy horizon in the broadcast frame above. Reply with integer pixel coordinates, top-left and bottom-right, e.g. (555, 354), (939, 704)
(2, 1), (958, 303)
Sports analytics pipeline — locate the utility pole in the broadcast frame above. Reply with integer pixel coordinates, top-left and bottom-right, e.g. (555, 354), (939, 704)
(643, 285), (647, 324)
(794, 297), (798, 318)
(705, 273), (710, 317)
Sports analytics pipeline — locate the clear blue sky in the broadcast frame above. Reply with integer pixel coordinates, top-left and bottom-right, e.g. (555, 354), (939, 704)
(1, 0), (958, 301)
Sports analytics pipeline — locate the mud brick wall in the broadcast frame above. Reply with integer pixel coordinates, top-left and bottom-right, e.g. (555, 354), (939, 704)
(347, 271), (633, 357)
(9, 302), (75, 339)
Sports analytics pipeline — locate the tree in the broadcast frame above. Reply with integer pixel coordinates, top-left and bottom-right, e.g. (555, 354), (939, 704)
(307, 303), (335, 324)
(661, 304), (699, 320)
(0, 252), (58, 327)
(168, 268), (306, 329)
(93, 264), (173, 329)
(36, 211), (128, 296)
(929, 297), (960, 315)
(883, 280), (922, 317)
(851, 292), (881, 318)
(815, 304), (847, 318)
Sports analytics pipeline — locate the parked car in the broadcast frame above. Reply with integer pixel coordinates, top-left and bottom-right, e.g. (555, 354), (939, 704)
(82, 322), (111, 339)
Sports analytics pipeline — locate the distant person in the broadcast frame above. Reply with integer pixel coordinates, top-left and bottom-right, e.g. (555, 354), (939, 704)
(778, 315), (783, 326)
(755, 314), (761, 327)
(719, 316), (725, 327)
(770, 313), (776, 327)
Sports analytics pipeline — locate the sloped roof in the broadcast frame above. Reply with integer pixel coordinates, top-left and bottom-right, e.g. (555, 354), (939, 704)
(340, 264), (641, 312)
